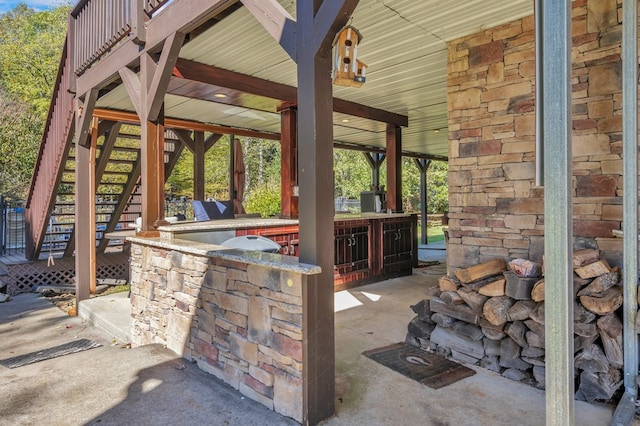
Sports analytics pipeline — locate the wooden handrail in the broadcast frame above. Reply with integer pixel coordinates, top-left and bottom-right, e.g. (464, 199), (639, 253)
(24, 39), (75, 260)
(69, 0), (175, 76)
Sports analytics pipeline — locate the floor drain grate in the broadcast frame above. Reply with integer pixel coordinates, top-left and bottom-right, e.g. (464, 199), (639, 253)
(0, 339), (102, 369)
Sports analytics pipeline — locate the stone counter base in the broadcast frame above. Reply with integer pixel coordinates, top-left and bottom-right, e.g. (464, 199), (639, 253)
(129, 242), (308, 423)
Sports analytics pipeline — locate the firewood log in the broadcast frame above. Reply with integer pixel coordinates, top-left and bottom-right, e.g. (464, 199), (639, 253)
(483, 337), (502, 356)
(574, 322), (598, 339)
(505, 320), (527, 348)
(524, 319), (545, 337)
(578, 368), (622, 402)
(574, 301), (597, 324)
(577, 271), (619, 297)
(574, 344), (609, 374)
(575, 259), (611, 279)
(572, 249), (600, 269)
(425, 286), (442, 300)
(507, 300), (536, 321)
(438, 276), (460, 292)
(531, 280), (545, 302)
(533, 365), (545, 390)
(430, 298), (480, 324)
(479, 318), (506, 340)
(579, 286), (623, 315)
(483, 296), (515, 326)
(522, 345), (545, 358)
(454, 258), (506, 284)
(430, 325), (485, 359)
(478, 278), (506, 297)
(410, 299), (434, 323)
(440, 290), (464, 305)
(457, 287), (488, 314)
(597, 314), (623, 369)
(528, 302), (545, 325)
(431, 313), (456, 328)
(526, 330), (545, 348)
(452, 321), (484, 341)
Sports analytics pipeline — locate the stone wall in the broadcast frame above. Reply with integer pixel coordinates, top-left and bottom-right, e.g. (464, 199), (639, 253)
(447, 0), (626, 270)
(129, 241), (312, 423)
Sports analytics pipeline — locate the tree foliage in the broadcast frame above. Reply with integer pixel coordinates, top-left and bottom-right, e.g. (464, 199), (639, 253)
(0, 3), (70, 198)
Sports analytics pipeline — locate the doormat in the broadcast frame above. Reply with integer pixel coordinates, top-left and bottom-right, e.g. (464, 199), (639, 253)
(0, 339), (102, 369)
(363, 342), (475, 389)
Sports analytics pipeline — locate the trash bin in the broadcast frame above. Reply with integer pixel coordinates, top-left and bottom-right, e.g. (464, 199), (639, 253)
(220, 235), (282, 253)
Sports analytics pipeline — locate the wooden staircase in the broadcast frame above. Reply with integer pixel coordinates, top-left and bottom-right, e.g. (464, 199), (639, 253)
(24, 39), (184, 263)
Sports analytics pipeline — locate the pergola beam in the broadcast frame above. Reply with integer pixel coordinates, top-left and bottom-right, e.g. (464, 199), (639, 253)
(93, 108), (280, 140)
(172, 58), (408, 127)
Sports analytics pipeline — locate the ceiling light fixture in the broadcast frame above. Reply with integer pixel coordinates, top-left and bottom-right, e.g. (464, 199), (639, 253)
(341, 119), (350, 123)
(214, 93), (228, 98)
(433, 129), (440, 133)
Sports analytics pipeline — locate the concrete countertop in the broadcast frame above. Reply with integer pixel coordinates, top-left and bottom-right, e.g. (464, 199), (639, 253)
(126, 235), (321, 275)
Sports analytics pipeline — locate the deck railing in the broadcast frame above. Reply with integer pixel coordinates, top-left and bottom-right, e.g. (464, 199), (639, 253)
(69, 0), (173, 76)
(24, 42), (75, 260)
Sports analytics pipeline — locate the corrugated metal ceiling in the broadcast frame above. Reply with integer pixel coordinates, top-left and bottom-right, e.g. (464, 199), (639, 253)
(97, 0), (534, 158)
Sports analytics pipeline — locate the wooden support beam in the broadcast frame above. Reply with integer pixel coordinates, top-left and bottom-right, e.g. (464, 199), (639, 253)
(173, 58), (408, 127)
(240, 0), (297, 59)
(75, 117), (98, 303)
(364, 152), (385, 189)
(93, 108), (281, 140)
(415, 158), (430, 244)
(75, 88), (99, 147)
(194, 131), (205, 201)
(386, 124), (402, 213)
(294, 1), (359, 423)
(280, 106), (298, 218)
(174, 129), (196, 153)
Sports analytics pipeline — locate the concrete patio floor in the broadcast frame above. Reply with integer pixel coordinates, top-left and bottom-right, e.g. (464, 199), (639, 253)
(0, 246), (626, 425)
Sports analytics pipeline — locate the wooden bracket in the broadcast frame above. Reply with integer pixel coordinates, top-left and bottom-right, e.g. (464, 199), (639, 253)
(75, 88), (99, 147)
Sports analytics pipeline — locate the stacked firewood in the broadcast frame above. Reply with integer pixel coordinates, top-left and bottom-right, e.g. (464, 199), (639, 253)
(406, 249), (625, 402)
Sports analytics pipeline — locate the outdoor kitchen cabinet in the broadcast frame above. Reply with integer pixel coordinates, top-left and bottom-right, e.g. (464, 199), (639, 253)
(379, 215), (418, 274)
(334, 219), (372, 287)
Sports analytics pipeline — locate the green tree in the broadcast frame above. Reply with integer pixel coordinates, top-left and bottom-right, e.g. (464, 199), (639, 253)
(0, 3), (70, 198)
(0, 91), (41, 199)
(0, 4), (70, 115)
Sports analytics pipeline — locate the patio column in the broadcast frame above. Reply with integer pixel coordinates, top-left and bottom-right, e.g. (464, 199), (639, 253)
(194, 131), (205, 201)
(74, 115), (98, 302)
(296, 1), (359, 423)
(386, 124), (402, 212)
(541, 0), (574, 424)
(280, 106), (298, 218)
(415, 158), (430, 244)
(118, 32), (185, 235)
(612, 0), (639, 422)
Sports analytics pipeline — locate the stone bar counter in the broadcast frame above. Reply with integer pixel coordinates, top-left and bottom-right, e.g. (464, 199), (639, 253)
(154, 212), (418, 290)
(127, 234), (320, 423)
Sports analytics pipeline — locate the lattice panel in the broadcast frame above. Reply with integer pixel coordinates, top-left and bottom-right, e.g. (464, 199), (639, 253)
(3, 252), (129, 295)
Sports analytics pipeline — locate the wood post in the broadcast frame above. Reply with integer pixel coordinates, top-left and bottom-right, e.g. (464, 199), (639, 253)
(386, 123), (402, 212)
(364, 152), (385, 190)
(415, 158), (430, 244)
(75, 115), (98, 303)
(118, 31), (185, 235)
(280, 106), (298, 218)
(194, 131), (205, 201)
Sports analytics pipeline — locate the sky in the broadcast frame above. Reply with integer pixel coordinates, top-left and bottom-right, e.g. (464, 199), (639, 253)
(0, 0), (68, 14)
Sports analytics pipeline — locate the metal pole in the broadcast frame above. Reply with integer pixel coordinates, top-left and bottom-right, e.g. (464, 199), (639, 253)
(610, 3), (639, 423)
(621, 0), (638, 394)
(542, 0), (574, 424)
(535, 0), (544, 187)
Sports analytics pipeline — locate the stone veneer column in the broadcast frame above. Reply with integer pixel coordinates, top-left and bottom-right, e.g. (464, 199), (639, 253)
(129, 241), (316, 423)
(447, 0), (626, 270)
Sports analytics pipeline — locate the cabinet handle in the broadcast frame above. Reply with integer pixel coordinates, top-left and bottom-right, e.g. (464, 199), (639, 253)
(347, 237), (352, 247)
(395, 230), (401, 240)
(351, 237), (356, 246)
